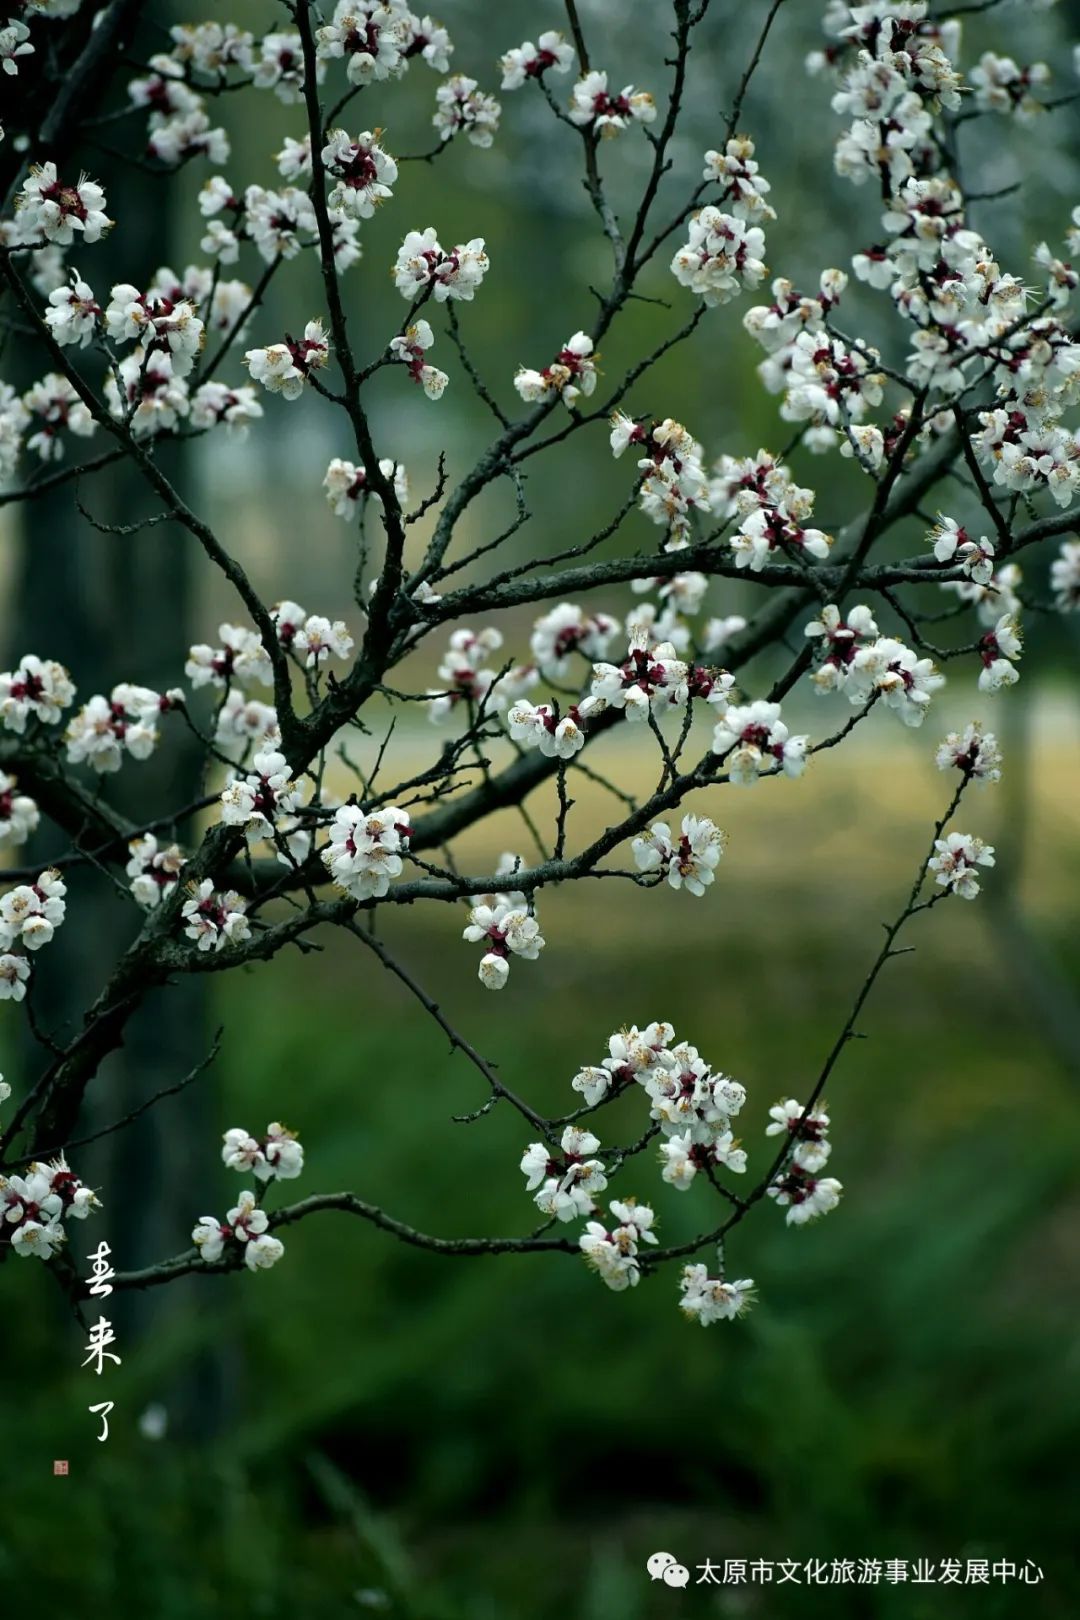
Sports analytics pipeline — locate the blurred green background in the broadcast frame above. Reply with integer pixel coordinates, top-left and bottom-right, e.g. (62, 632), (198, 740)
(2, 2), (1080, 1616)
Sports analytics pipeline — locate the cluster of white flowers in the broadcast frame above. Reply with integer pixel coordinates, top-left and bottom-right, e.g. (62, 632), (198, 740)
(805, 604), (946, 726)
(713, 701), (807, 785)
(315, 2), (451, 88)
(126, 834), (186, 910)
(244, 319), (330, 400)
(32, 263), (256, 442)
(579, 1199), (658, 1290)
(928, 517), (996, 586)
(433, 74), (501, 147)
(271, 600), (354, 668)
(784, 331), (886, 439)
(499, 31), (574, 91)
(127, 48), (229, 168)
(671, 206), (767, 309)
(679, 1267), (756, 1325)
(528, 602), (618, 680)
(506, 698), (597, 760)
(1, 16), (33, 78)
(520, 1125), (607, 1222)
(220, 747), (301, 847)
(322, 128), (398, 218)
(590, 626), (691, 722)
(970, 52), (1050, 123)
(743, 273), (850, 454)
(193, 1191), (284, 1271)
(812, 3), (961, 190)
(1, 1153), (100, 1260)
(514, 331), (597, 409)
(321, 805), (412, 900)
(181, 880), (251, 952)
(936, 724), (1002, 786)
(568, 70), (655, 136)
(0, 771), (40, 847)
(0, 654), (74, 733)
(0, 868), (66, 962)
(106, 280), (205, 374)
(222, 1121), (304, 1182)
(463, 880), (544, 990)
(671, 137), (773, 308)
(807, 5), (1080, 515)
(15, 163), (112, 247)
(766, 1097), (834, 1177)
(764, 1092), (841, 1226)
(632, 814), (726, 897)
(611, 413), (710, 549)
(977, 614), (1023, 693)
(388, 319), (448, 399)
(66, 683), (181, 774)
(325, 456), (408, 519)
(13, 372), (95, 462)
(549, 1021), (761, 1310)
(186, 623), (272, 695)
(928, 832), (996, 900)
(428, 625), (509, 721)
(393, 226), (489, 302)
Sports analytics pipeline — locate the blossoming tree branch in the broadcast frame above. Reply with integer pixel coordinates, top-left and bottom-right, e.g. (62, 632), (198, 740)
(0, 0), (1076, 1327)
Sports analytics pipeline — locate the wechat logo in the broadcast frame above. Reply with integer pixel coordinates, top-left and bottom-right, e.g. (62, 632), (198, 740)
(647, 1552), (690, 1589)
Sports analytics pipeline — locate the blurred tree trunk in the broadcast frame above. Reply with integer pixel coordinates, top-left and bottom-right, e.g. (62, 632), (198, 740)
(6, 27), (233, 1436)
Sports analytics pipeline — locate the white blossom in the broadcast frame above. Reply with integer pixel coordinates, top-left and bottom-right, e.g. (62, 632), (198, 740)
(222, 1122), (304, 1182)
(44, 272), (99, 347)
(767, 1166), (843, 1225)
(506, 699), (592, 760)
(514, 331), (597, 409)
(316, 3), (407, 87)
(244, 320), (330, 399)
(181, 881), (250, 951)
(324, 456), (408, 518)
(463, 889), (545, 989)
(520, 1125), (607, 1222)
(322, 128), (398, 218)
(321, 805), (412, 900)
(928, 832), (995, 899)
(0, 772), (40, 846)
(126, 834), (185, 909)
(679, 1266), (756, 1324)
(499, 32), (574, 91)
(977, 615), (1022, 693)
(0, 655), (74, 732)
(935, 724), (1002, 785)
(185, 624), (272, 691)
(0, 17), (33, 75)
(568, 71), (655, 135)
(631, 814), (725, 896)
(0, 870), (66, 954)
(712, 701), (807, 784)
(0, 954), (31, 1002)
(66, 684), (177, 773)
(388, 319), (448, 399)
(220, 749), (300, 844)
(433, 75), (501, 147)
(765, 1098), (832, 1174)
(671, 208), (767, 306)
(590, 628), (689, 722)
(16, 164), (112, 246)
(393, 226), (489, 302)
(530, 603), (620, 679)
